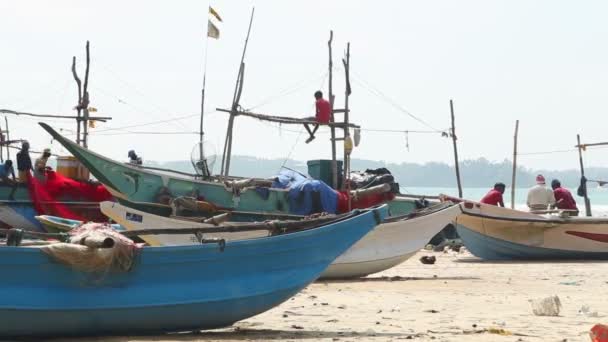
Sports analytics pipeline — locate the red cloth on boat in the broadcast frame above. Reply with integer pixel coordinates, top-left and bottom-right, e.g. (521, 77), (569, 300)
(26, 170), (112, 220)
(336, 191), (395, 213)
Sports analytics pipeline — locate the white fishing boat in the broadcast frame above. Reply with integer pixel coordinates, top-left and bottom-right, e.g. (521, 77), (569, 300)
(100, 201), (460, 278)
(456, 201), (608, 260)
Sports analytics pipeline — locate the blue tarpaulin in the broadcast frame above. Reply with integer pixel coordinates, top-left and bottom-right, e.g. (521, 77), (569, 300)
(272, 168), (338, 215)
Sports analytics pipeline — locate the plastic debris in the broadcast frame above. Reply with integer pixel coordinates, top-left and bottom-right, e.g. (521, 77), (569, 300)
(579, 305), (599, 318)
(530, 295), (562, 316)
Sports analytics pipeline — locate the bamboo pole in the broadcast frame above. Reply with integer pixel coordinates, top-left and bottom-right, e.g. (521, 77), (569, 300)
(0, 110), (110, 121)
(4, 117), (9, 161)
(510, 120), (519, 209)
(328, 31), (338, 189)
(342, 42), (352, 209)
(82, 41), (91, 148)
(71, 56), (83, 145)
(577, 134), (592, 216)
(221, 8), (255, 179)
(449, 99), (463, 198)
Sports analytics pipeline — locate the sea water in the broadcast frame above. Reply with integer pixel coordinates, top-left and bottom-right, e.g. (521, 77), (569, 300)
(401, 186), (608, 216)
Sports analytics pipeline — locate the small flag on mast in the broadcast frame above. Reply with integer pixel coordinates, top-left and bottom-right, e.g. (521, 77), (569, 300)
(209, 6), (223, 22)
(207, 6), (222, 39)
(208, 21), (220, 39)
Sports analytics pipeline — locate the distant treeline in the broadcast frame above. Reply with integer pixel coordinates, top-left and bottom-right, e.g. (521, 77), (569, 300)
(144, 156), (607, 189)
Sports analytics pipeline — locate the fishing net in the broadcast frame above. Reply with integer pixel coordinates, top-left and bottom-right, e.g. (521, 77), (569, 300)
(41, 222), (143, 273)
(26, 171), (112, 220)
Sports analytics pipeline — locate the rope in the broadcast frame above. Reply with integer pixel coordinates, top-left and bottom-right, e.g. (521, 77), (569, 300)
(245, 71), (328, 111)
(350, 71), (443, 133)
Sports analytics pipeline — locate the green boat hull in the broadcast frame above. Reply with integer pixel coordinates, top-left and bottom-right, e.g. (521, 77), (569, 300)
(40, 123), (419, 217)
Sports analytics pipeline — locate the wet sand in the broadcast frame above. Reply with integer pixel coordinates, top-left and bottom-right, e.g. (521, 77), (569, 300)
(54, 249), (608, 342)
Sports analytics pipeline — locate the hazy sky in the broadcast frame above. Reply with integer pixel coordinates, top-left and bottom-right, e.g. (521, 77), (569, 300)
(2, 1), (608, 172)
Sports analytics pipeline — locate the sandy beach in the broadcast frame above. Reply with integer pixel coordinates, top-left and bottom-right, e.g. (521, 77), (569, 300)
(52, 249), (606, 342)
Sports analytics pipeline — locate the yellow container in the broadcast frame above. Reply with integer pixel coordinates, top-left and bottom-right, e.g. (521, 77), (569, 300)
(56, 156), (90, 181)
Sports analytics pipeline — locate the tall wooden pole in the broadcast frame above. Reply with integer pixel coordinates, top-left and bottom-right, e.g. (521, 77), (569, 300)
(450, 99), (463, 198)
(4, 117), (9, 161)
(71, 56), (83, 145)
(577, 134), (592, 216)
(221, 8), (254, 179)
(510, 120), (519, 209)
(82, 41), (91, 148)
(342, 43), (352, 209)
(327, 31), (338, 189)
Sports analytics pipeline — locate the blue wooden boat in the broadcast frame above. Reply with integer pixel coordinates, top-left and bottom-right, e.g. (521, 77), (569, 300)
(456, 201), (608, 260)
(0, 205), (386, 337)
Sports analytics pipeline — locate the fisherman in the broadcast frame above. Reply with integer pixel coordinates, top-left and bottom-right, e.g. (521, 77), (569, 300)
(304, 90), (331, 144)
(0, 160), (17, 200)
(16, 141), (32, 182)
(551, 179), (579, 216)
(33, 148), (52, 180)
(128, 150), (142, 165)
(480, 182), (506, 207)
(526, 174), (556, 211)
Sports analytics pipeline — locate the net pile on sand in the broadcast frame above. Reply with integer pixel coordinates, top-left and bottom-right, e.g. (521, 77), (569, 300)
(41, 222), (143, 273)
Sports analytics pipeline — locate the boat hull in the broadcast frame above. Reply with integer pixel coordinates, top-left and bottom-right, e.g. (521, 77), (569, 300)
(322, 203), (461, 278)
(456, 224), (608, 260)
(0, 205), (385, 337)
(41, 123), (421, 217)
(456, 202), (608, 260)
(101, 201), (457, 279)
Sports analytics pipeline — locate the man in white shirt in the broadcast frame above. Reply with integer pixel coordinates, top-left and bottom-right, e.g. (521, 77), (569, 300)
(527, 174), (556, 211)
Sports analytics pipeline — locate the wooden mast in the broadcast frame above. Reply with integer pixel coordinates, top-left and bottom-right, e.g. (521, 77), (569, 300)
(220, 8), (254, 179)
(327, 31), (338, 188)
(510, 120), (519, 209)
(577, 134), (592, 216)
(342, 42), (352, 209)
(81, 41), (91, 148)
(449, 99), (463, 198)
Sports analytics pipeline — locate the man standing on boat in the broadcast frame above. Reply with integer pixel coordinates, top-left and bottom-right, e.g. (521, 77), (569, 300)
(16, 141), (32, 183)
(304, 91), (331, 144)
(480, 182), (505, 207)
(551, 179), (579, 216)
(526, 174), (556, 211)
(34, 148), (52, 180)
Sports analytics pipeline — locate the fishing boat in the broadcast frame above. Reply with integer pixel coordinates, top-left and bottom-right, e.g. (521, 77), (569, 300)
(100, 200), (460, 278)
(40, 123), (425, 216)
(0, 204), (386, 337)
(456, 201), (608, 260)
(35, 215), (122, 234)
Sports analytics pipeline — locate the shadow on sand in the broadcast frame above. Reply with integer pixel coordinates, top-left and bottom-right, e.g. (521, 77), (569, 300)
(454, 257), (608, 265)
(320, 275), (480, 284)
(45, 328), (413, 341)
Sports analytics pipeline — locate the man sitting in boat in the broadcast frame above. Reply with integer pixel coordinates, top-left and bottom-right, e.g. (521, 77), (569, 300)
(304, 91), (331, 144)
(526, 174), (556, 211)
(480, 182), (505, 207)
(551, 179), (579, 216)
(0, 160), (16, 183)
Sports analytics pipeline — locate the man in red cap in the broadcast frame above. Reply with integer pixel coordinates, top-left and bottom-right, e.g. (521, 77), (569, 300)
(526, 174), (556, 211)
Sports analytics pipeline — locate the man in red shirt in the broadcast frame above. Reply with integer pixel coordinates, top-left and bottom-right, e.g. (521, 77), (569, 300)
(480, 182), (506, 207)
(551, 179), (579, 215)
(304, 91), (331, 143)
